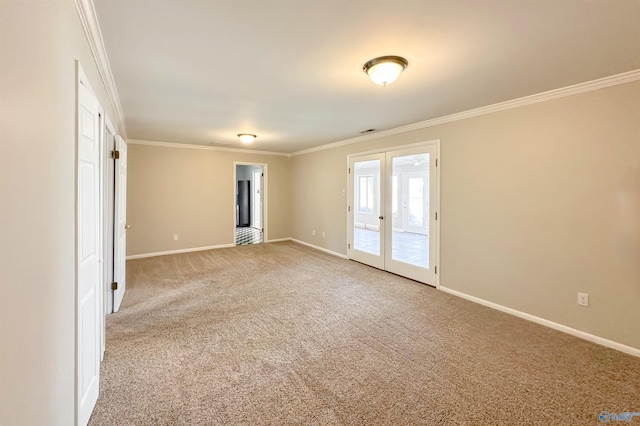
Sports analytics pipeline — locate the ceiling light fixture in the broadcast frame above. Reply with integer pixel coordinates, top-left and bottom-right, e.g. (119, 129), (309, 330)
(363, 56), (408, 86)
(237, 133), (257, 144)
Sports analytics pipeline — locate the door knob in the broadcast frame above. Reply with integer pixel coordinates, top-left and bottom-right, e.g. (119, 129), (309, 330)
(124, 224), (131, 229)
(379, 216), (384, 220)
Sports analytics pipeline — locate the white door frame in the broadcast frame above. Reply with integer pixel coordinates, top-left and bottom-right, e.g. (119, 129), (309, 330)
(346, 140), (441, 287)
(233, 162), (268, 242)
(112, 136), (128, 312)
(101, 116), (116, 353)
(252, 169), (262, 229)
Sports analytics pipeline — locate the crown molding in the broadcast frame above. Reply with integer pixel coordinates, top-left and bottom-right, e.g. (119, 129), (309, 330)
(74, 0), (127, 138)
(128, 139), (292, 157)
(292, 69), (640, 157)
(68, 4), (640, 159)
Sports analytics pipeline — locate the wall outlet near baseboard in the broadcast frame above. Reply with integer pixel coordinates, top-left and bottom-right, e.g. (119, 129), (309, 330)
(578, 292), (589, 307)
(322, 231), (325, 238)
(173, 234), (179, 241)
(312, 229), (315, 236)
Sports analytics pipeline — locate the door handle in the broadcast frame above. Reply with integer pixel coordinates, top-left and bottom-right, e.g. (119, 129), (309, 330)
(124, 224), (131, 230)
(379, 216), (384, 220)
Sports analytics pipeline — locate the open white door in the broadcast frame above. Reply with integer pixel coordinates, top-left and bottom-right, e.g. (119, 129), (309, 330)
(113, 135), (128, 312)
(104, 131), (115, 316)
(77, 72), (101, 425)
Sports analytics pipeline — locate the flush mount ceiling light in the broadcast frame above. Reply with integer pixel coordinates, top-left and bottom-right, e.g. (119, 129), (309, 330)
(363, 56), (408, 86)
(237, 133), (257, 144)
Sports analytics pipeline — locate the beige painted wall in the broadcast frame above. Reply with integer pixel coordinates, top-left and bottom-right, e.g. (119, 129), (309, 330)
(291, 81), (640, 350)
(0, 1), (118, 424)
(126, 143), (291, 256)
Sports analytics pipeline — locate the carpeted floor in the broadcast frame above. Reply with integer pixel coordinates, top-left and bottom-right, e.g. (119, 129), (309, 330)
(90, 241), (640, 425)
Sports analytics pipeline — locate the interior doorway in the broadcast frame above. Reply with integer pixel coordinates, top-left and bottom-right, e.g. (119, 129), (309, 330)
(234, 163), (267, 245)
(347, 141), (439, 286)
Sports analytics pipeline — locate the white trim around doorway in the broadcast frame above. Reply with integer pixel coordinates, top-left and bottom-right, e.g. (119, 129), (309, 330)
(346, 139), (441, 288)
(233, 162), (268, 244)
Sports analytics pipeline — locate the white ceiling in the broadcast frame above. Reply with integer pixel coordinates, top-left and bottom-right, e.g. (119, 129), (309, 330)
(93, 0), (640, 153)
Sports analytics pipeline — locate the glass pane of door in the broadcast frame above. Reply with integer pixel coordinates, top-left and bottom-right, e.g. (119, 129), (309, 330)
(353, 159), (381, 256)
(391, 154), (429, 269)
(407, 176), (425, 227)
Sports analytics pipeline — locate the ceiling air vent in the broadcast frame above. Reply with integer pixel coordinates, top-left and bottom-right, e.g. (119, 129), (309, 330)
(359, 129), (376, 134)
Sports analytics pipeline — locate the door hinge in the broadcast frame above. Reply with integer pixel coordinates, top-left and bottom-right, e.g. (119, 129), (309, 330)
(436, 158), (438, 167)
(348, 167), (351, 174)
(111, 281), (118, 290)
(348, 243), (351, 250)
(111, 150), (120, 159)
(435, 212), (438, 220)
(261, 173), (264, 177)
(435, 266), (437, 274)
(348, 205), (351, 212)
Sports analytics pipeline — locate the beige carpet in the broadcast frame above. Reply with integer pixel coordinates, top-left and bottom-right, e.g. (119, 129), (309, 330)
(90, 241), (640, 425)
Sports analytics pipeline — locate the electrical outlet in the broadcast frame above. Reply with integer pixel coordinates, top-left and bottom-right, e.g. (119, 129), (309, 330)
(322, 231), (325, 238)
(312, 230), (315, 236)
(577, 292), (589, 307)
(173, 234), (179, 241)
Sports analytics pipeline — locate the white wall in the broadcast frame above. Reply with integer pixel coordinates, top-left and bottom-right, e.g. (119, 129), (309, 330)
(0, 1), (116, 424)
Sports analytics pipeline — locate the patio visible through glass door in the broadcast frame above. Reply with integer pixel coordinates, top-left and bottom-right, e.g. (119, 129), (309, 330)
(348, 143), (438, 286)
(348, 154), (385, 270)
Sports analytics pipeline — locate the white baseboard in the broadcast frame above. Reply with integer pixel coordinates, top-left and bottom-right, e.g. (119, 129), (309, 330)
(439, 286), (640, 358)
(125, 238), (344, 259)
(126, 243), (235, 260)
(126, 242), (640, 357)
(266, 238), (291, 243)
(289, 238), (348, 259)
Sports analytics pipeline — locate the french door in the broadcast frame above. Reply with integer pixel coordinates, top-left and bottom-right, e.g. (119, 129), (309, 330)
(348, 143), (438, 285)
